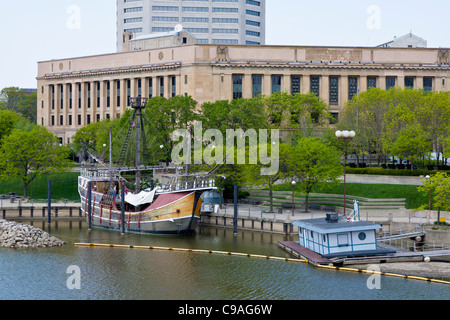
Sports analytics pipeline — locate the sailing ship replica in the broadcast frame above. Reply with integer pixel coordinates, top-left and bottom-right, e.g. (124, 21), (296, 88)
(78, 97), (217, 235)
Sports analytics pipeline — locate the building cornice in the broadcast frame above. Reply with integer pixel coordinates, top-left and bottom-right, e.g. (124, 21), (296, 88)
(211, 60), (450, 72)
(37, 62), (182, 80)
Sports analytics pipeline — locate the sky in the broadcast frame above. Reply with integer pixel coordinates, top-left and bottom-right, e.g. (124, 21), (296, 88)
(1, 0), (450, 91)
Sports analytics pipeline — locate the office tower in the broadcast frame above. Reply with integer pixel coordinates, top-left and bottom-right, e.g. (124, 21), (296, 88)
(117, 0), (266, 51)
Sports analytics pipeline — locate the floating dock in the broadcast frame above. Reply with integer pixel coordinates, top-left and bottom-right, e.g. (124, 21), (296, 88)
(278, 241), (432, 266)
(278, 241), (333, 265)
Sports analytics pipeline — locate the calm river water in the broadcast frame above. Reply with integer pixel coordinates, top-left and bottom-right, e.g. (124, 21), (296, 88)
(0, 220), (448, 301)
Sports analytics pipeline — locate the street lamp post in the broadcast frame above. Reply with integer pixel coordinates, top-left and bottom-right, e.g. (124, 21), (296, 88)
(291, 180), (296, 217)
(160, 145), (164, 165)
(425, 175), (431, 224)
(335, 130), (356, 216)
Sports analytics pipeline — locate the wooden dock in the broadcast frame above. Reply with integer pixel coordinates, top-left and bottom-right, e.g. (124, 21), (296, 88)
(278, 241), (333, 265)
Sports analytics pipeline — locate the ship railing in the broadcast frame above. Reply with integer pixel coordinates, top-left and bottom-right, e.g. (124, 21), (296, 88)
(158, 178), (216, 192)
(80, 168), (119, 180)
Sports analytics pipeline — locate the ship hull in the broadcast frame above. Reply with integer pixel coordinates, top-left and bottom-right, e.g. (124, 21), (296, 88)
(79, 176), (204, 235)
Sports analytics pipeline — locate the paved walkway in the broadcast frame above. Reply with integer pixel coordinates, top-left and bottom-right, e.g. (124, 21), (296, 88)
(215, 203), (437, 226)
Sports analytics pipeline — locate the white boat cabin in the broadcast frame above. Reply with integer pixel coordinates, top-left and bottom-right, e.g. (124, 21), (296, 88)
(292, 213), (385, 258)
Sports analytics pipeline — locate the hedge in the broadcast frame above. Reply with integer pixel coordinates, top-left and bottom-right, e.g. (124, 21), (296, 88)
(346, 167), (449, 177)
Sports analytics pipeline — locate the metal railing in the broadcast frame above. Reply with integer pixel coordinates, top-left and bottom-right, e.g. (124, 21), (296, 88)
(158, 178), (216, 193)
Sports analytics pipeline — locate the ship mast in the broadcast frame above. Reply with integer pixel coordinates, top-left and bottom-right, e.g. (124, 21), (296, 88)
(129, 96), (149, 193)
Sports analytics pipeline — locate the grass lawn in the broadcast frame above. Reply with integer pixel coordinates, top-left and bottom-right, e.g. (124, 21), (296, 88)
(0, 172), (79, 202)
(273, 182), (429, 210)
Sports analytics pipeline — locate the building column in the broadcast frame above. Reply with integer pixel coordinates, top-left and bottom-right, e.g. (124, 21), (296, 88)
(100, 80), (106, 119)
(398, 76), (405, 89)
(141, 77), (149, 98)
(164, 76), (170, 98)
(321, 75), (329, 103)
(281, 74), (290, 93)
(415, 76), (423, 90)
(360, 76), (367, 93)
(340, 75), (348, 108)
(301, 74), (310, 95)
(263, 74), (271, 97)
(119, 79), (127, 114)
(243, 74), (252, 99)
(379, 76), (386, 91)
(43, 84), (51, 127)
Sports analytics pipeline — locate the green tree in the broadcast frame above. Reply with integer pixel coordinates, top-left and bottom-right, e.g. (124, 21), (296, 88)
(146, 95), (198, 162)
(264, 92), (330, 139)
(339, 88), (390, 165)
(0, 87), (37, 123)
(418, 172), (450, 212)
(0, 110), (22, 146)
(286, 137), (343, 212)
(240, 143), (290, 212)
(0, 126), (73, 197)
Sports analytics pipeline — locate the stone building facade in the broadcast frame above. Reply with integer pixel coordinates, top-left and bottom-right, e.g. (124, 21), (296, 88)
(37, 44), (450, 145)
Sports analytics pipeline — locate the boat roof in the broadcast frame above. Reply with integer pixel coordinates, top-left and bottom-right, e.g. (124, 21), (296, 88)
(293, 218), (381, 234)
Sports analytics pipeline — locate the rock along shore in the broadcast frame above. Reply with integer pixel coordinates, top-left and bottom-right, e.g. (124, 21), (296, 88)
(0, 219), (66, 248)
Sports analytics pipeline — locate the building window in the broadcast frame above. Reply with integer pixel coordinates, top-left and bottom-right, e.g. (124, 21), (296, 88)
(232, 74), (243, 99)
(330, 112), (339, 124)
(159, 77), (164, 98)
(405, 77), (414, 89)
(117, 81), (121, 107)
(68, 115), (72, 126)
(69, 84), (72, 109)
(87, 114), (91, 125)
(246, 20), (260, 27)
(291, 76), (300, 95)
(246, 30), (260, 37)
(310, 76), (320, 97)
(367, 76), (377, 89)
(348, 76), (358, 100)
(124, 28), (143, 34)
(337, 233), (349, 246)
(87, 83), (91, 108)
(171, 76), (176, 97)
(96, 82), (100, 108)
(60, 85), (64, 109)
(183, 6), (209, 12)
(107, 81), (111, 107)
(246, 9), (260, 16)
(77, 115), (81, 126)
(138, 78), (142, 97)
(329, 76), (339, 105)
(148, 77), (153, 98)
(271, 75), (281, 93)
(151, 6), (178, 11)
(386, 77), (396, 90)
(51, 85), (55, 110)
(127, 80), (131, 105)
(124, 7), (143, 13)
(78, 83), (81, 109)
(96, 114), (100, 122)
(252, 75), (262, 98)
(423, 77), (433, 92)
(358, 232), (367, 241)
(213, 7), (239, 13)
(51, 115), (55, 126)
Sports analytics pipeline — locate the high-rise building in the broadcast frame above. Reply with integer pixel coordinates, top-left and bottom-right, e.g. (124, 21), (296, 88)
(116, 0), (266, 52)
